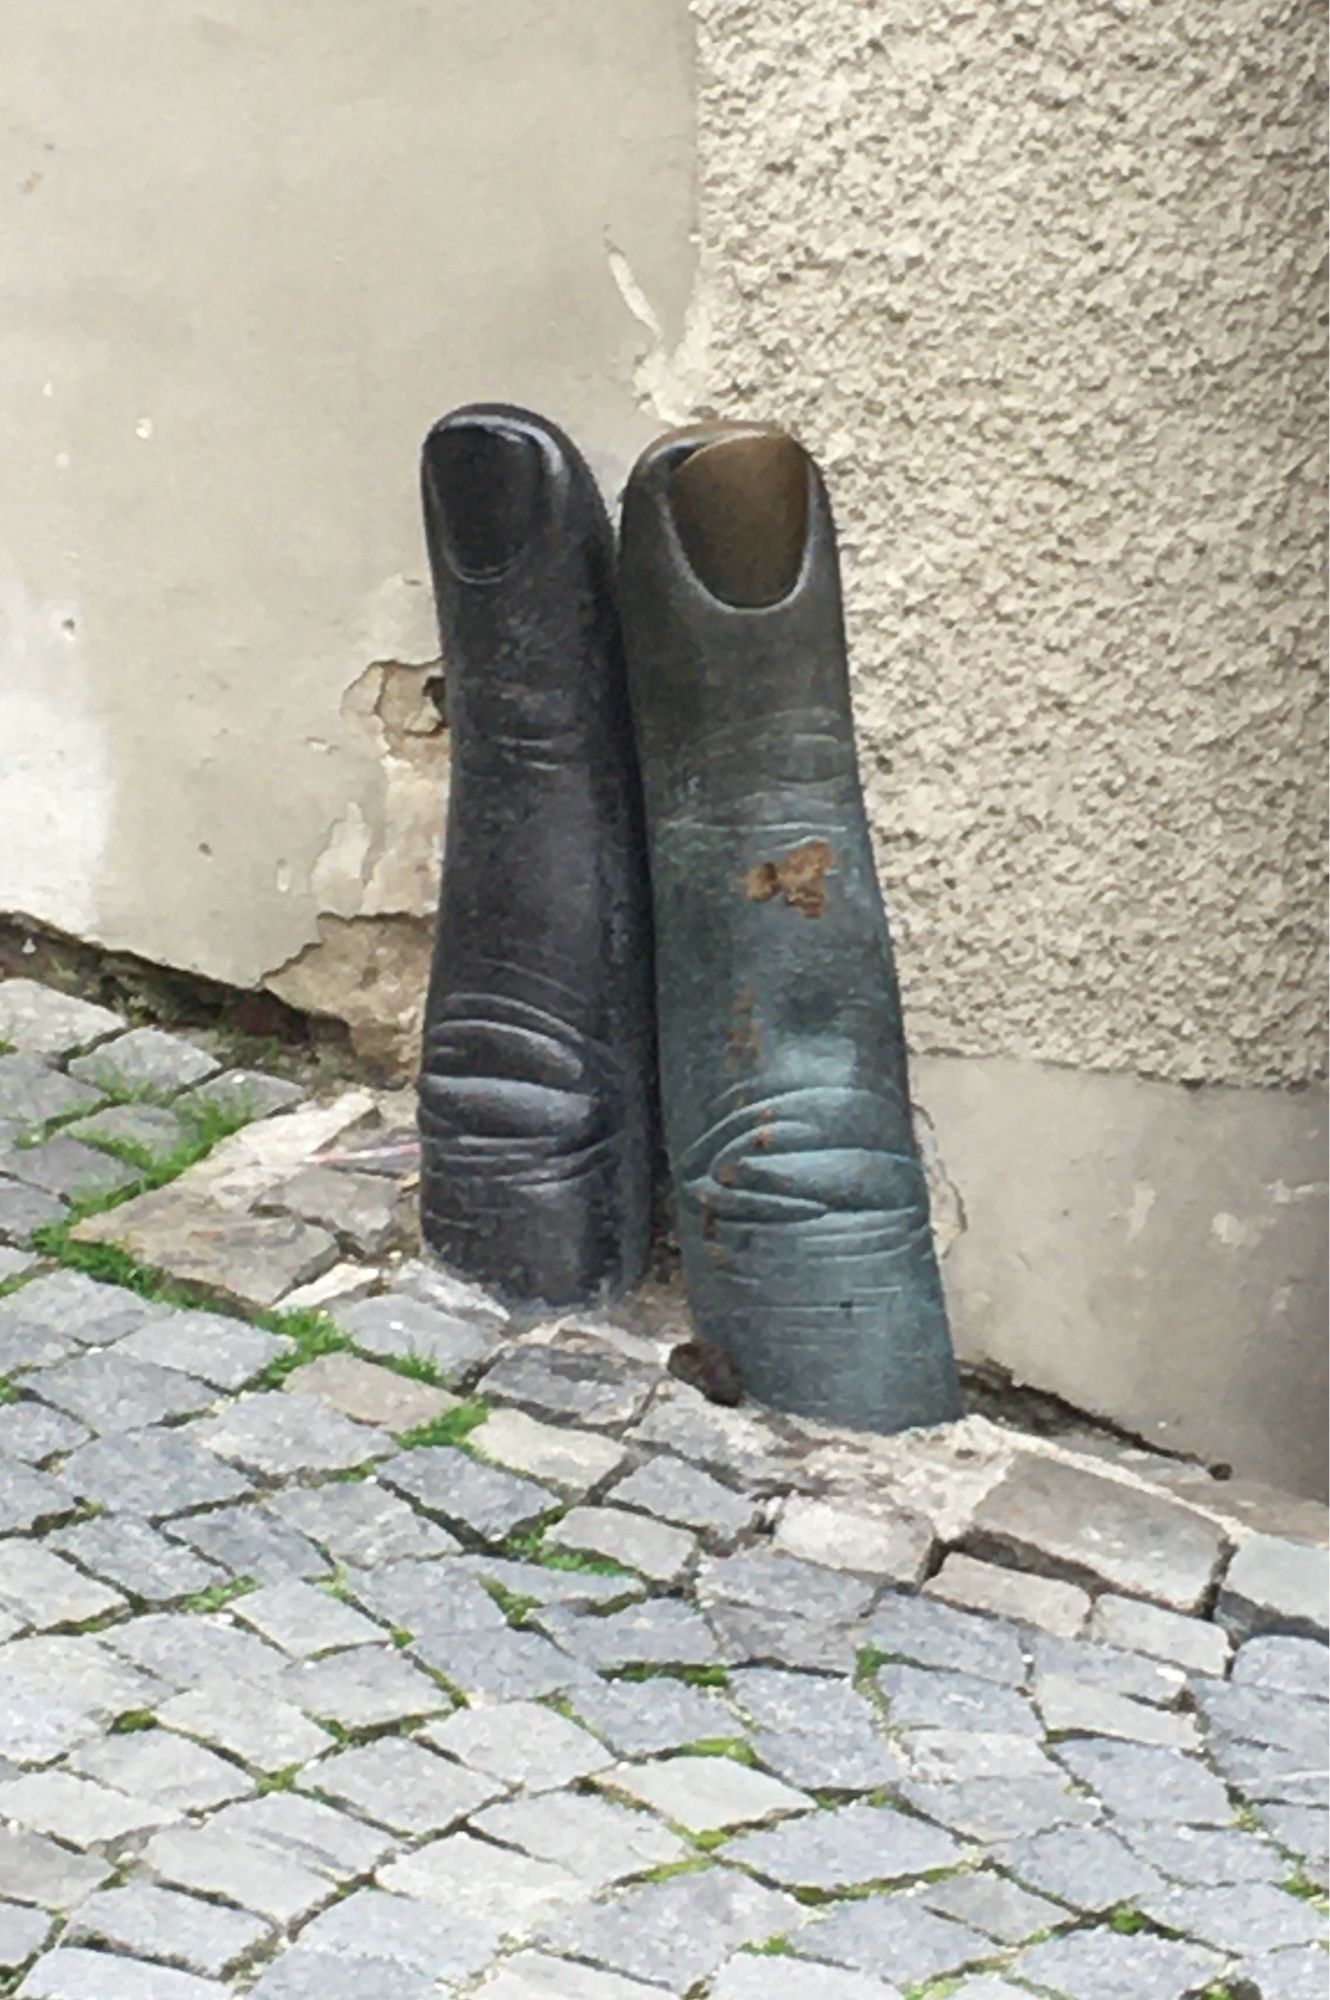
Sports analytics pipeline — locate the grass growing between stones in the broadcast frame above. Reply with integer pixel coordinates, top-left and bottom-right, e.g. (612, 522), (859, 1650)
(615, 1663), (731, 1689)
(255, 1764), (302, 1795)
(110, 1710), (158, 1735)
(181, 1576), (257, 1614)
(679, 1737), (758, 1766)
(1281, 1871), (1330, 1910)
(500, 1524), (637, 1578)
(394, 1401), (490, 1450)
(746, 1936), (794, 1956)
(0, 1376), (18, 1405)
(252, 1310), (353, 1386)
(481, 1579), (540, 1628)
(83, 1092), (254, 1181)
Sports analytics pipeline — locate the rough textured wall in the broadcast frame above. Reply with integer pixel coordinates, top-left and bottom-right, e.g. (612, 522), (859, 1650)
(682, 0), (1327, 1086)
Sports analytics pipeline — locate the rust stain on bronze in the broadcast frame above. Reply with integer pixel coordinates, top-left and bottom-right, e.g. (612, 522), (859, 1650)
(744, 839), (834, 919)
(725, 984), (761, 1073)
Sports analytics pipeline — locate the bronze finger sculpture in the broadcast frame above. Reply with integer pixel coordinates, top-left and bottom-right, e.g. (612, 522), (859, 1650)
(618, 423), (961, 1432)
(417, 405), (653, 1307)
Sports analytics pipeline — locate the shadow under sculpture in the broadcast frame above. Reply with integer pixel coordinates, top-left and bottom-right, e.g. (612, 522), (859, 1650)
(417, 405), (654, 1307)
(619, 423), (962, 1432)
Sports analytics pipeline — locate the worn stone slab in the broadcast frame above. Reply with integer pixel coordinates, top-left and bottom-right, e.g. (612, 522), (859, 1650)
(277, 1263), (379, 1313)
(965, 1453), (1227, 1612)
(332, 1294), (497, 1380)
(380, 1446), (557, 1542)
(1053, 1736), (1233, 1823)
(921, 1868), (1067, 1945)
(425, 1698), (612, 1791)
(1034, 1673), (1200, 1749)
(70, 1881), (270, 1979)
(203, 1792), (393, 1881)
(1027, 1630), (1186, 1707)
(379, 1829), (586, 1930)
(708, 1956), (901, 2000)
(0, 981), (126, 1059)
(18, 1948), (228, 1998)
(0, 1177), (65, 1244)
(1088, 1592), (1232, 1675)
(1192, 1676), (1327, 1759)
(0, 1673), (102, 1765)
(301, 1736), (504, 1834)
(164, 1504), (331, 1584)
(2, 1632), (169, 1719)
(181, 1069), (305, 1122)
(731, 1667), (903, 1792)
(862, 1591), (1027, 1686)
(1233, 1633), (1330, 1698)
(142, 1828), (331, 1928)
(70, 1027), (220, 1096)
(729, 1800), (965, 1890)
(897, 1774), (1097, 1844)
(293, 1886), (500, 1980)
(232, 1578), (383, 1657)
(478, 1955), (670, 2000)
(73, 1191), (339, 1312)
(71, 1730), (253, 1814)
(473, 1406), (627, 1495)
(0, 1898), (51, 1969)
(113, 1310), (286, 1392)
(247, 1955), (440, 2000)
(0, 1825), (112, 1911)
(547, 1504), (695, 1583)
(481, 1338), (656, 1430)
(0, 1055), (104, 1127)
(391, 1257), (508, 1321)
(794, 1895), (992, 1988)
(474, 1787), (689, 1886)
(104, 1615), (287, 1696)
(193, 1391), (389, 1477)
(925, 1553), (1091, 1636)
(283, 1351), (455, 1432)
(269, 1481), (457, 1567)
(1012, 1926), (1224, 2000)
(537, 1598), (719, 1673)
(996, 1822), (1169, 1910)
(538, 1865), (804, 1991)
(0, 1543), (125, 1630)
(609, 1453), (760, 1539)
(0, 1402), (87, 1464)
(1218, 1532), (1330, 1642)
(773, 1494), (936, 1583)
(0, 1769), (177, 1847)
(602, 1754), (810, 1833)
(26, 1349), (217, 1434)
(281, 1645), (449, 1731)
(158, 1682), (331, 1770)
(1140, 1878), (1327, 1956)
(1118, 1821), (1287, 1886)
(697, 1548), (875, 1624)
(0, 1136), (139, 1201)
(62, 1428), (252, 1517)
(566, 1675), (743, 1759)
(2, 1270), (167, 1344)
(0, 1458), (78, 1535)
(260, 1165), (399, 1258)
(878, 1662), (1040, 1737)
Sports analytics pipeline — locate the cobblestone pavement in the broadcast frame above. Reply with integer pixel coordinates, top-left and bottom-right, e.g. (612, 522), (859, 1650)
(0, 977), (1326, 1999)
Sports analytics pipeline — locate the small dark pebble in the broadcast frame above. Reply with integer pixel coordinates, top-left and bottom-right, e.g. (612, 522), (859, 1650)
(668, 1339), (743, 1407)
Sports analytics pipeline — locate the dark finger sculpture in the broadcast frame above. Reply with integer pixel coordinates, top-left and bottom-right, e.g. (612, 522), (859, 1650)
(417, 405), (653, 1307)
(618, 422), (962, 1432)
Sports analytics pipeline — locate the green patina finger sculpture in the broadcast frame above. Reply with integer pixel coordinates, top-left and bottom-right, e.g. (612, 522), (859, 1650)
(618, 422), (962, 1432)
(417, 405), (653, 1306)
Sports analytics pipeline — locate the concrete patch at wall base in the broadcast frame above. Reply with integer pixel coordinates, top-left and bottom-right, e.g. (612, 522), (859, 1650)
(916, 1054), (1328, 1500)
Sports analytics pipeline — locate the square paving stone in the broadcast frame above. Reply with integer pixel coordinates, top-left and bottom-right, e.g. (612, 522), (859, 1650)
(878, 1662), (1040, 1737)
(537, 1868), (806, 1991)
(409, 1622), (596, 1702)
(105, 1614), (288, 1695)
(1088, 1592), (1232, 1676)
(380, 1446), (557, 1541)
(628, 1380), (801, 1485)
(0, 1177), (65, 1243)
(1247, 1803), (1329, 1875)
(0, 1136), (139, 1201)
(193, 1391), (390, 1476)
(113, 1310), (287, 1391)
(2, 1270), (166, 1344)
(203, 1792), (393, 1880)
(472, 1406), (628, 1495)
(608, 1452), (759, 1540)
(70, 1882), (270, 1979)
(730, 1667), (903, 1792)
(474, 1788), (690, 1886)
(480, 1339), (657, 1429)
(2, 1632), (170, 1718)
(0, 1672), (102, 1765)
(0, 1312), (80, 1377)
(794, 1893), (992, 1987)
(181, 1068), (305, 1122)
(1218, 1532), (1330, 1642)
(0, 1769), (179, 1847)
(478, 1954), (676, 2000)
(232, 1579), (384, 1657)
(348, 1557), (505, 1635)
(1033, 1672), (1199, 1749)
(1191, 1676), (1326, 1758)
(1233, 1634), (1330, 1698)
(965, 1453), (1228, 1613)
(920, 1867), (1068, 1944)
(0, 1543), (125, 1629)
(896, 1775), (1098, 1843)
(301, 1736), (503, 1833)
(379, 1829), (587, 1930)
(995, 1822), (1170, 1911)
(1235, 1947), (1330, 2000)
(924, 1553), (1091, 1637)
(454, 1551), (643, 1611)
(899, 1728), (1055, 1785)
(1027, 1629), (1186, 1706)
(708, 1602), (864, 1675)
(157, 1682), (332, 1770)
(165, 1503), (332, 1584)
(261, 1166), (400, 1257)
(535, 1598), (719, 1673)
(0, 980), (126, 1059)
(773, 1494), (935, 1584)
(1012, 1925), (1224, 2000)
(25, 1349), (217, 1434)
(270, 1480), (458, 1566)
(1138, 1878), (1327, 1956)
(17, 1948), (228, 1998)
(1052, 1736), (1233, 1823)
(1208, 1734), (1327, 1806)
(332, 1294), (498, 1379)
(62, 1428), (252, 1517)
(283, 1351), (455, 1432)
(423, 1697), (613, 1790)
(1117, 1820), (1287, 1885)
(281, 1644), (450, 1730)
(0, 1404), (89, 1463)
(294, 1886), (500, 1981)
(728, 1800), (965, 1891)
(0, 1826), (111, 1910)
(66, 1102), (186, 1161)
(69, 1027), (220, 1096)
(71, 1729), (253, 1813)
(600, 1754), (810, 1834)
(546, 1504), (695, 1582)
(0, 1898), (51, 1969)
(73, 1192), (339, 1313)
(709, 1958), (902, 2000)
(0, 1458), (78, 1534)
(0, 1054), (104, 1126)
(142, 1826), (335, 1928)
(697, 1549), (876, 1624)
(565, 1675), (744, 1758)
(248, 1954), (441, 2000)
(861, 1591), (1027, 1686)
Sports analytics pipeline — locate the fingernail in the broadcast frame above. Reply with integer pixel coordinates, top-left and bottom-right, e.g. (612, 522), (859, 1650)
(668, 432), (809, 606)
(423, 419), (544, 580)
